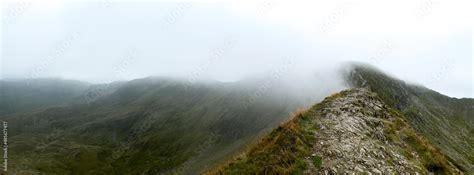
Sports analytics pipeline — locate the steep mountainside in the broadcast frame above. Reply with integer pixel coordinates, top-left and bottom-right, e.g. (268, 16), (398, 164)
(346, 64), (473, 172)
(216, 88), (461, 174)
(1, 77), (325, 174)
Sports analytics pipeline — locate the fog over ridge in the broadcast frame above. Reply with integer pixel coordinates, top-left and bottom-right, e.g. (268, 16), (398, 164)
(1, 0), (472, 98)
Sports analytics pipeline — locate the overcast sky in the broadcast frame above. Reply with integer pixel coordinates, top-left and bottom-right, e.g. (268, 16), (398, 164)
(1, 0), (472, 98)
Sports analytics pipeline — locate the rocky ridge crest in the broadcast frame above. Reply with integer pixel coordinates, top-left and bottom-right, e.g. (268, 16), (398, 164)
(217, 88), (461, 174)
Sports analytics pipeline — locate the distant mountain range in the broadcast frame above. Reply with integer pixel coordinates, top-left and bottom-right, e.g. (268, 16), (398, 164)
(0, 63), (472, 174)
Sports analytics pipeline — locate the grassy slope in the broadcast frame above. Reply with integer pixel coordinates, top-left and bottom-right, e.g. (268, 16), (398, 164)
(214, 89), (459, 174)
(2, 77), (306, 174)
(212, 108), (314, 174)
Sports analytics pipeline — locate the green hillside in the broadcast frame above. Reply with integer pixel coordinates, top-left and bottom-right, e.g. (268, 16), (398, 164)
(1, 77), (310, 174)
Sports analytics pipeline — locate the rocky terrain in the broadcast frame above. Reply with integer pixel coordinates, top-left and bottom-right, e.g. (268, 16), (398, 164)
(216, 88), (461, 174)
(305, 89), (458, 174)
(347, 64), (473, 172)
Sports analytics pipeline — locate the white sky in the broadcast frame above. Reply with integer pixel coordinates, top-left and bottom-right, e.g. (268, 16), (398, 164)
(1, 0), (473, 97)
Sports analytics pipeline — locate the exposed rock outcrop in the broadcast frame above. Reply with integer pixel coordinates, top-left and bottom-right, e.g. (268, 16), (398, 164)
(305, 89), (425, 174)
(217, 88), (462, 174)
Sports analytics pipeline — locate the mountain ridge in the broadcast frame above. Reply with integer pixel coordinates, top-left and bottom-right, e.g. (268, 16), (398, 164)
(214, 88), (463, 174)
(0, 63), (471, 174)
(346, 63), (473, 172)
(213, 63), (472, 174)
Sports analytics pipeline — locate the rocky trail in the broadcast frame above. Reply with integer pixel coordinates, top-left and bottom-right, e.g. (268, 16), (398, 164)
(218, 88), (462, 174)
(305, 89), (426, 174)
